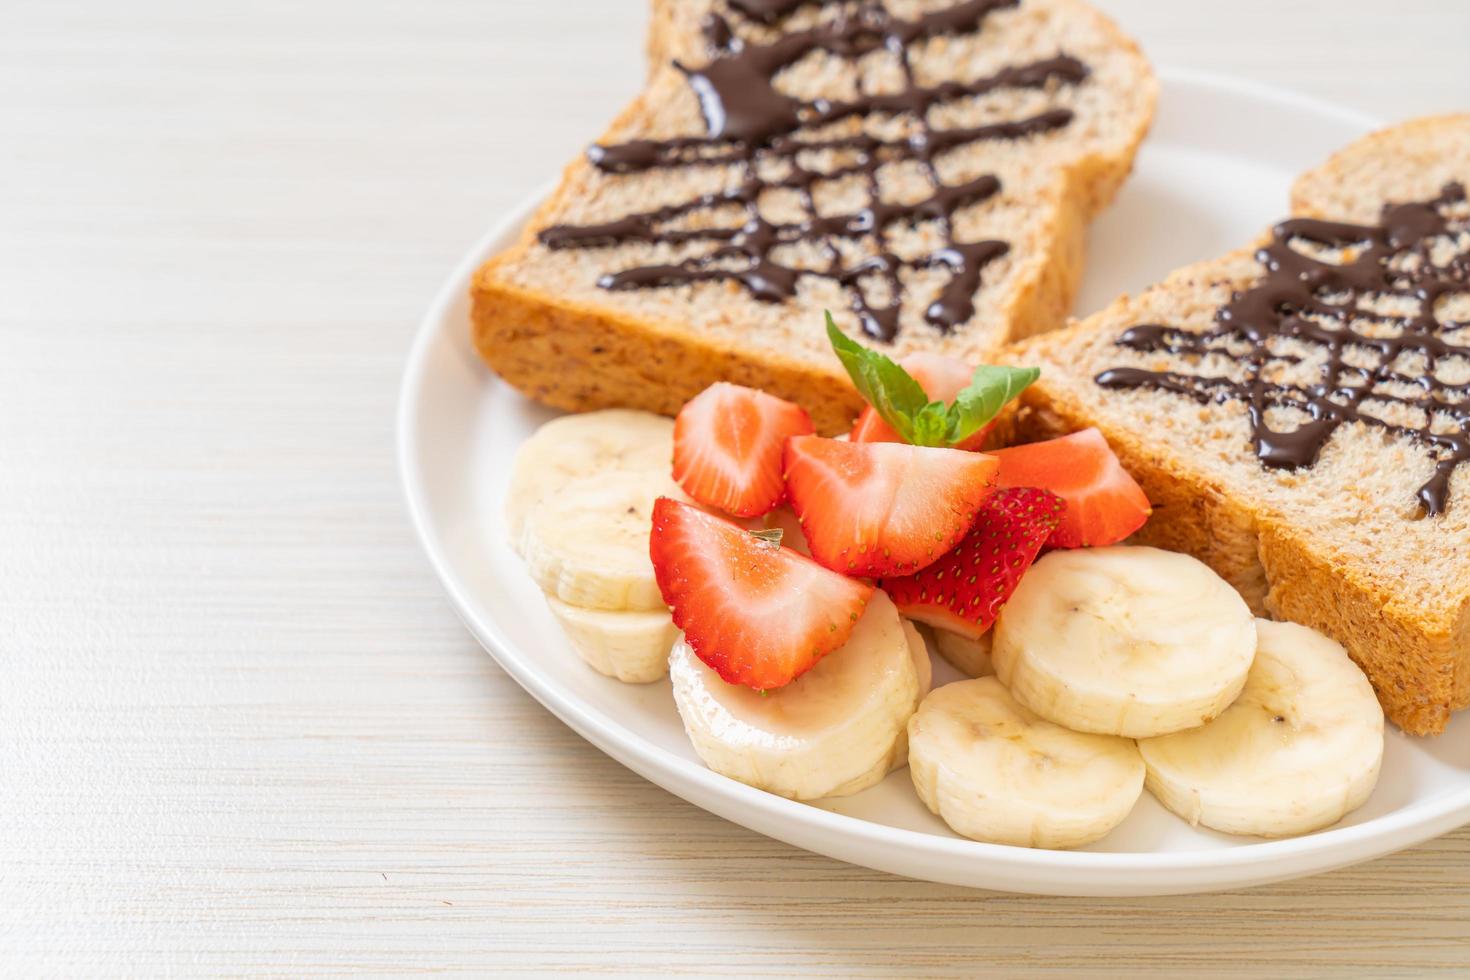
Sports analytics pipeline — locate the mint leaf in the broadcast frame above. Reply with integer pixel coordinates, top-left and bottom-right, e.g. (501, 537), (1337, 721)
(825, 313), (928, 444)
(824, 311), (1038, 448)
(945, 365), (1040, 445)
(911, 402), (950, 446)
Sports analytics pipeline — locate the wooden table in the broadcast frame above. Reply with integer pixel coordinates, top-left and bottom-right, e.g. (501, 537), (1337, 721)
(6, 1), (1470, 973)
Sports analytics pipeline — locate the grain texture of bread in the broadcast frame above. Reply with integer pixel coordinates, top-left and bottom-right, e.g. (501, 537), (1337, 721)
(1010, 115), (1470, 735)
(474, 0), (1155, 434)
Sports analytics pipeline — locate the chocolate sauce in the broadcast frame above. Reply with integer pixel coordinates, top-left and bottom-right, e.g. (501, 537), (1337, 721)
(538, 0), (1089, 340)
(725, 0), (812, 23)
(1096, 184), (1470, 516)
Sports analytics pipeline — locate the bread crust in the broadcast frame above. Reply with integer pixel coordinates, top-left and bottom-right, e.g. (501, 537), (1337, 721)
(1291, 113), (1470, 221)
(472, 270), (866, 434)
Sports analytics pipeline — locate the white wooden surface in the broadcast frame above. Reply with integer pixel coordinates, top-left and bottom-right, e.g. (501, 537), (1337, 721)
(5, 1), (1470, 974)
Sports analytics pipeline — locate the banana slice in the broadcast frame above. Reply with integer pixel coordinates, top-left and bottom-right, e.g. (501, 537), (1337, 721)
(1138, 619), (1384, 837)
(504, 409), (674, 547)
(908, 677), (1144, 849)
(887, 617), (933, 770)
(545, 596), (677, 683)
(992, 546), (1256, 738)
(932, 628), (993, 678)
(520, 472), (671, 611)
(903, 618), (933, 703)
(669, 591), (919, 800)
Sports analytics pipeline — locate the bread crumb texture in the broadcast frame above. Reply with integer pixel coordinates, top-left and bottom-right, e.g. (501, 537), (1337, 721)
(473, 0), (1155, 433)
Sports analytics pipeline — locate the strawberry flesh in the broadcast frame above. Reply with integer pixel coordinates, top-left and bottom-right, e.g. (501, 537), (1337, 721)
(882, 487), (1064, 640)
(783, 435), (999, 577)
(849, 351), (994, 451)
(990, 428), (1151, 548)
(673, 382), (814, 518)
(649, 497), (873, 690)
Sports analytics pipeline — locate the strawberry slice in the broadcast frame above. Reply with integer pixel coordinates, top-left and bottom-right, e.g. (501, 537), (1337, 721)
(783, 435), (999, 577)
(990, 428), (1151, 548)
(673, 382), (814, 518)
(882, 487), (1065, 640)
(849, 352), (994, 451)
(649, 497), (873, 690)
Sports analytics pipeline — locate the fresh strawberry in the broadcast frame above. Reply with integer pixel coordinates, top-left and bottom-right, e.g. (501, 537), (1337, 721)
(882, 487), (1065, 640)
(649, 497), (873, 690)
(782, 435), (999, 577)
(673, 382), (814, 518)
(990, 428), (1151, 548)
(849, 352), (994, 451)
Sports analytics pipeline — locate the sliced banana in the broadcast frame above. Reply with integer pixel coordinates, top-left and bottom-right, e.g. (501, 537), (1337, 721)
(992, 546), (1257, 738)
(520, 471), (672, 611)
(504, 409), (674, 548)
(903, 618), (933, 704)
(1138, 619), (1384, 837)
(545, 596), (677, 684)
(669, 591), (919, 801)
(908, 677), (1145, 849)
(933, 628), (993, 678)
(888, 617), (933, 770)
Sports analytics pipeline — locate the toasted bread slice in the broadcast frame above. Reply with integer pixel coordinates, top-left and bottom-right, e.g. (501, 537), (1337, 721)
(474, 0), (1155, 433)
(1010, 115), (1470, 735)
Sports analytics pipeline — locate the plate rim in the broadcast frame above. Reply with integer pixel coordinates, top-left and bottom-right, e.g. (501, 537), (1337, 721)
(397, 68), (1470, 891)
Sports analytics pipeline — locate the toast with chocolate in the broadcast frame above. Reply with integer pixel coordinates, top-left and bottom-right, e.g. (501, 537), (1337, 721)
(1011, 115), (1470, 735)
(473, 0), (1155, 433)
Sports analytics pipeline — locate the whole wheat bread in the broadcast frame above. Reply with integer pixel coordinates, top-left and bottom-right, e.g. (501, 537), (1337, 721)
(1010, 115), (1470, 735)
(473, 0), (1155, 433)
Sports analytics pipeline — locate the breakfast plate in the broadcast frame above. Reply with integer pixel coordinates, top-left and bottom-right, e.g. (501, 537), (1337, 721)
(398, 70), (1470, 895)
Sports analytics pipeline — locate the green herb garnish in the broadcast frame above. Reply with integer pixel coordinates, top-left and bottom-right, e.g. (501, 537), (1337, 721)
(825, 311), (1038, 447)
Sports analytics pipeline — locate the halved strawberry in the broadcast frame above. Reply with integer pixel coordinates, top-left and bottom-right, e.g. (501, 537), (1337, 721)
(782, 435), (999, 577)
(990, 428), (1151, 548)
(673, 382), (814, 518)
(882, 487), (1065, 640)
(649, 497), (873, 690)
(849, 352), (994, 451)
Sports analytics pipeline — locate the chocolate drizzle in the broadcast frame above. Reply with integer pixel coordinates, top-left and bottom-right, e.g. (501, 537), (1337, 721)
(725, 0), (813, 23)
(538, 0), (1088, 340)
(1096, 184), (1470, 516)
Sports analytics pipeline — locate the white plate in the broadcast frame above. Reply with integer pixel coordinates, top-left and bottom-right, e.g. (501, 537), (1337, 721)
(398, 70), (1470, 896)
